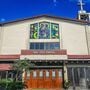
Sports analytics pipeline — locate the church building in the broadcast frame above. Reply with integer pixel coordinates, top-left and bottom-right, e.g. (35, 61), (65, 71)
(0, 1), (90, 89)
(0, 14), (90, 89)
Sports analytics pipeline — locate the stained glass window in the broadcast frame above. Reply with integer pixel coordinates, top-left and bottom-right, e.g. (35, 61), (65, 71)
(39, 22), (50, 39)
(51, 23), (59, 39)
(30, 23), (38, 39)
(30, 22), (59, 39)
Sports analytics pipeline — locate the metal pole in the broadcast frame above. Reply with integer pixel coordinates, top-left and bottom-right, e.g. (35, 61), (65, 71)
(78, 68), (80, 86)
(72, 68), (76, 90)
(84, 67), (87, 89)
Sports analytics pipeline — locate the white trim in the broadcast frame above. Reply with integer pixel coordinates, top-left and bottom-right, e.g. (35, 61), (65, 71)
(20, 55), (67, 60)
(39, 71), (43, 77)
(67, 65), (90, 67)
(52, 70), (56, 77)
(33, 71), (37, 77)
(46, 71), (49, 77)
(59, 70), (62, 77)
(29, 39), (59, 42)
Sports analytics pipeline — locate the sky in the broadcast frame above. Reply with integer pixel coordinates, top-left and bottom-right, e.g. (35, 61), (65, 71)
(0, 0), (90, 22)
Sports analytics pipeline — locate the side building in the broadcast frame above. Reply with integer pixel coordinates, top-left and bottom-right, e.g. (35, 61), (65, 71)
(0, 15), (90, 89)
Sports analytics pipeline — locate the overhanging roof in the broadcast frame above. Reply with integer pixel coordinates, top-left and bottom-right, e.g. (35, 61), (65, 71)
(0, 55), (20, 60)
(0, 64), (11, 70)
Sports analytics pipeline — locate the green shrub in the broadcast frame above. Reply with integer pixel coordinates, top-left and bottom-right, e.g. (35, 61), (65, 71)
(0, 79), (27, 90)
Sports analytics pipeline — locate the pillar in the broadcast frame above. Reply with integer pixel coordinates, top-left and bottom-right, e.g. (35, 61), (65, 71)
(22, 69), (25, 82)
(64, 64), (68, 82)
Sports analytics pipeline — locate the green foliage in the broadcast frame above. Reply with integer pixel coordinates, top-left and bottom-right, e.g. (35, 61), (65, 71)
(7, 81), (27, 90)
(0, 79), (27, 90)
(12, 59), (35, 72)
(64, 80), (71, 89)
(0, 59), (34, 90)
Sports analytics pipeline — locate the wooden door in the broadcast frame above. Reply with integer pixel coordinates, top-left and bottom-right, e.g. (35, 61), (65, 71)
(25, 69), (63, 89)
(38, 70), (44, 88)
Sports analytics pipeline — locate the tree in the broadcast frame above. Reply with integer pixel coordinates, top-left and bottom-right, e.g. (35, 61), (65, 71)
(10, 58), (35, 90)
(12, 59), (35, 81)
(0, 59), (34, 90)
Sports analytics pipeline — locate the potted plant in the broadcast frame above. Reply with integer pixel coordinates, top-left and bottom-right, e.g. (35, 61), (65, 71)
(64, 80), (71, 90)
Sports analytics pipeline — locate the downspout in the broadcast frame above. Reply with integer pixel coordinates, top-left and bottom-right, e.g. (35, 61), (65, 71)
(0, 24), (4, 54)
(84, 24), (90, 54)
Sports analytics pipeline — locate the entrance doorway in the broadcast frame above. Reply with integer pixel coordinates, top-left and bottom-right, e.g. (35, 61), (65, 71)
(25, 69), (63, 89)
(67, 67), (90, 89)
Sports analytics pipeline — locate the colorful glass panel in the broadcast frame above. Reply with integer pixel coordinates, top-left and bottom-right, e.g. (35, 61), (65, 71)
(51, 23), (59, 39)
(30, 23), (38, 39)
(39, 22), (50, 39)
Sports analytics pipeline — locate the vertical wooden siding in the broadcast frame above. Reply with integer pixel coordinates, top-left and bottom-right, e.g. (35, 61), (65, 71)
(25, 69), (63, 89)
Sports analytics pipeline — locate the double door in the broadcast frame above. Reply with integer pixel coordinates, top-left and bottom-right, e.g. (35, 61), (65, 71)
(25, 69), (63, 89)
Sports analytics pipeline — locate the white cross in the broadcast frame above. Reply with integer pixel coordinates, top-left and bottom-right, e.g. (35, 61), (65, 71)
(79, 0), (85, 11)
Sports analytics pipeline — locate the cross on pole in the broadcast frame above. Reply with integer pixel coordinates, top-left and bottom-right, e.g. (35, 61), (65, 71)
(78, 0), (85, 12)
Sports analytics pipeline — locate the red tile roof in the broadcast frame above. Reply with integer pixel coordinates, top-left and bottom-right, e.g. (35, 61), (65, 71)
(0, 55), (20, 60)
(0, 64), (11, 70)
(68, 55), (90, 59)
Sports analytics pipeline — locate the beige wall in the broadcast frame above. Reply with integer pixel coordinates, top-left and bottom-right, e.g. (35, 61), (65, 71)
(0, 26), (2, 53)
(0, 17), (88, 55)
(1, 23), (29, 54)
(87, 25), (90, 54)
(1, 17), (50, 54)
(61, 22), (88, 55)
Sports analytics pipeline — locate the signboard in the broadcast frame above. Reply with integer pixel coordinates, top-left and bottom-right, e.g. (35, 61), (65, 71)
(21, 50), (67, 55)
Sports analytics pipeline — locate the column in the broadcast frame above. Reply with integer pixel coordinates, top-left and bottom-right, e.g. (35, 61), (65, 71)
(64, 64), (68, 82)
(84, 67), (87, 88)
(22, 69), (25, 82)
(6, 71), (8, 80)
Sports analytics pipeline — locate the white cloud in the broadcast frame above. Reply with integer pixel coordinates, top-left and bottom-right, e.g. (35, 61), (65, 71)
(0, 18), (5, 22)
(53, 0), (57, 3)
(53, 0), (57, 6)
